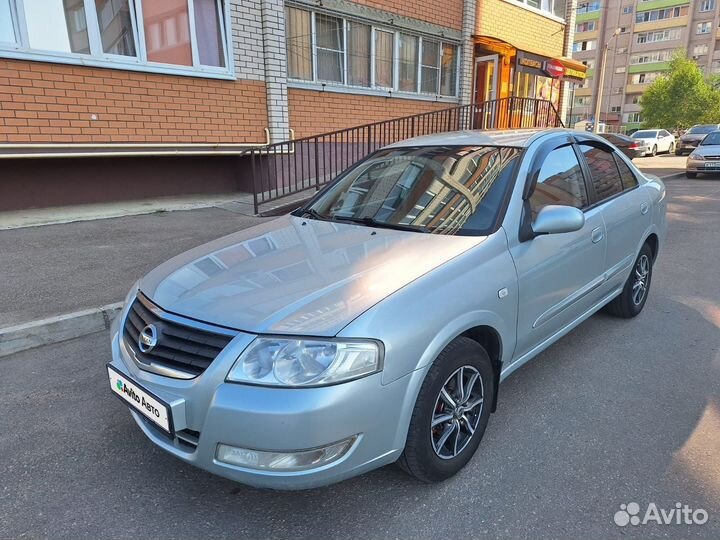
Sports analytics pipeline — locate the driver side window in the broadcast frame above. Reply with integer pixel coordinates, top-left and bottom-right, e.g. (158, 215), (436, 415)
(529, 145), (589, 220)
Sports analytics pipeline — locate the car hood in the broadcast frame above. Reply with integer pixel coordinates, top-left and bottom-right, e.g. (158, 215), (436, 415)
(681, 134), (706, 143)
(139, 215), (484, 336)
(688, 145), (720, 157)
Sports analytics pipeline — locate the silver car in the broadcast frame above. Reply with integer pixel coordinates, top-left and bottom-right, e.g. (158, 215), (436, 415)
(107, 129), (667, 489)
(686, 130), (720, 178)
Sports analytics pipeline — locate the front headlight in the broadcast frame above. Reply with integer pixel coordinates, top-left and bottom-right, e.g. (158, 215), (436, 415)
(227, 337), (383, 387)
(689, 152), (704, 160)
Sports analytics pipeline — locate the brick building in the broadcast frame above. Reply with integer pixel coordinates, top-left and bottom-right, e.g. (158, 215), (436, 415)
(0, 0), (583, 211)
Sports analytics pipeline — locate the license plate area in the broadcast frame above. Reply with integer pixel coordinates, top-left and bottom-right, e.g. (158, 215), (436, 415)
(107, 364), (173, 435)
(704, 162), (720, 168)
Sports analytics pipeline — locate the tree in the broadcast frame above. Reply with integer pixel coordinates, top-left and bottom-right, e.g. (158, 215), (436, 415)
(640, 54), (720, 130)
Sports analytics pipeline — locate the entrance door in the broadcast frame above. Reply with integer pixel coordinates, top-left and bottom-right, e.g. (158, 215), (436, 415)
(474, 55), (499, 129)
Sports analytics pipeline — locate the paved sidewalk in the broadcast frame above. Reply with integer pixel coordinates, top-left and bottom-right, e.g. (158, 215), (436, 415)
(0, 207), (268, 328)
(633, 154), (685, 178)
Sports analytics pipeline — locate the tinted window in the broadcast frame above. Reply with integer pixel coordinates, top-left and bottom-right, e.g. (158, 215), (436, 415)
(530, 145), (588, 218)
(660, 130), (671, 137)
(614, 154), (638, 190)
(307, 145), (521, 235)
(632, 130), (658, 138)
(579, 144), (623, 201)
(687, 125), (717, 134)
(700, 132), (720, 145)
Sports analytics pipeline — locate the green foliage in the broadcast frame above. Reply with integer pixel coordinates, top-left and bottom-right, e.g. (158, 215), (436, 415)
(640, 53), (720, 130)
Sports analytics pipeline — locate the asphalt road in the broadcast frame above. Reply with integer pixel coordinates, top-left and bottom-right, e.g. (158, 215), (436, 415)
(1, 177), (719, 540)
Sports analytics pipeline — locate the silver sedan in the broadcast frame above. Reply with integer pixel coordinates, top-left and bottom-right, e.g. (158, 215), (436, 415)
(686, 130), (720, 178)
(107, 129), (667, 489)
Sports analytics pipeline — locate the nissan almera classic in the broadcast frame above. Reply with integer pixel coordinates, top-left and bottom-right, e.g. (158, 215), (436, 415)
(107, 129), (667, 489)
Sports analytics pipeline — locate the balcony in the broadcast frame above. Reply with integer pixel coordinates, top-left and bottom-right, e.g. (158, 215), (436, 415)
(634, 16), (688, 32)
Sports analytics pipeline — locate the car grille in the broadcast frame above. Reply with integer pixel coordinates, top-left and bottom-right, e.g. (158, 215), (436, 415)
(704, 155), (720, 160)
(123, 293), (236, 378)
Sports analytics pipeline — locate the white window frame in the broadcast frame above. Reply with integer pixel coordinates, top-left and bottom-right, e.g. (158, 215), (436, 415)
(502, 0), (566, 22)
(286, 6), (460, 101)
(0, 0), (234, 80)
(697, 21), (712, 34)
(699, 0), (715, 12)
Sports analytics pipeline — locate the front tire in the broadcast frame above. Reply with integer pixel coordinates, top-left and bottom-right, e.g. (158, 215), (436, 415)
(604, 243), (653, 318)
(668, 142), (675, 154)
(686, 171), (698, 178)
(651, 145), (658, 157)
(398, 337), (494, 483)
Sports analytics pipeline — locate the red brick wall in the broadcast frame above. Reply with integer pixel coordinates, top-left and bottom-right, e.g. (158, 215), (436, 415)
(288, 88), (455, 138)
(0, 59), (268, 143)
(351, 0), (464, 30)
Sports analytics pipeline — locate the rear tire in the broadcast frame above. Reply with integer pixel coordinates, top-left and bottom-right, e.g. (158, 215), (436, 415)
(398, 337), (494, 483)
(604, 243), (653, 318)
(686, 171), (698, 178)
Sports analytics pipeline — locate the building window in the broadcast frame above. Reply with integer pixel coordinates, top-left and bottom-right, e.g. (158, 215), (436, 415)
(573, 40), (597, 52)
(0, 0), (230, 75)
(398, 33), (419, 92)
(635, 29), (682, 44)
(286, 7), (459, 97)
(635, 7), (684, 24)
(694, 44), (709, 56)
(697, 22), (712, 34)
(514, 0), (566, 18)
(610, 105), (621, 113)
(625, 112), (642, 123)
(576, 21), (596, 33)
(699, 0), (715, 12)
(577, 1), (600, 14)
(631, 71), (662, 84)
(622, 6), (633, 14)
(630, 50), (673, 64)
(615, 66), (626, 73)
(315, 14), (344, 83)
(581, 59), (595, 69)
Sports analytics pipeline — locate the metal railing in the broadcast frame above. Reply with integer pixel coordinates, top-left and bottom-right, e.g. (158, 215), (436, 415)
(249, 97), (562, 213)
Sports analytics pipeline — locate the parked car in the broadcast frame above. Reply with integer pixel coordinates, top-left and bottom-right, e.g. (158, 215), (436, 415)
(685, 129), (720, 177)
(675, 124), (720, 156)
(107, 129), (667, 490)
(599, 132), (645, 159)
(630, 129), (676, 156)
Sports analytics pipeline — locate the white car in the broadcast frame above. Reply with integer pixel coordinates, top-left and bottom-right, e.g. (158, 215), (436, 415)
(630, 129), (676, 157)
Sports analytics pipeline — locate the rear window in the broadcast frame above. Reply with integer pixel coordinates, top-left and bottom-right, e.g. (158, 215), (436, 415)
(687, 125), (717, 134)
(632, 130), (657, 138)
(579, 144), (623, 202)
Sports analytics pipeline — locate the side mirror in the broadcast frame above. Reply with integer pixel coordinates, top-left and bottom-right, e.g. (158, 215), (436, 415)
(533, 205), (585, 235)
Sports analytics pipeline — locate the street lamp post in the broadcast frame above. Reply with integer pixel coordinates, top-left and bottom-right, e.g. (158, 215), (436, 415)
(593, 28), (621, 134)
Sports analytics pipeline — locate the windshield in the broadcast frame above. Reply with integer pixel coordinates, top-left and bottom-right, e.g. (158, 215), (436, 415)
(700, 132), (720, 145)
(302, 145), (521, 236)
(688, 125), (716, 135)
(632, 130), (658, 139)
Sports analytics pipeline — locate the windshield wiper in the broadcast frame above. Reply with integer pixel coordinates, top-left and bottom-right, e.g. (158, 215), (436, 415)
(300, 208), (330, 221)
(331, 215), (429, 233)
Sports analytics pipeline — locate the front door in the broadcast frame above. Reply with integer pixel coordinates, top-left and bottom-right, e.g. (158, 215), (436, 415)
(508, 142), (608, 360)
(474, 55), (499, 128)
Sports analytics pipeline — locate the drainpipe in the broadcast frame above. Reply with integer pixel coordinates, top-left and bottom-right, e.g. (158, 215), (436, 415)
(261, 0), (291, 143)
(559, 0), (578, 125)
(459, 0), (478, 113)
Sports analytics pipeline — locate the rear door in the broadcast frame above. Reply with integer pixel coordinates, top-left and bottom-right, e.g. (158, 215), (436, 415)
(575, 138), (651, 294)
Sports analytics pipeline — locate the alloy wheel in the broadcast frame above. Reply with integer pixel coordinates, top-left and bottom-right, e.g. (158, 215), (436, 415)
(430, 366), (484, 459)
(632, 254), (650, 306)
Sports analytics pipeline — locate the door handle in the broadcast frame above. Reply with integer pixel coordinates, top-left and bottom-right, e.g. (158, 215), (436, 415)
(591, 227), (604, 243)
(640, 202), (649, 215)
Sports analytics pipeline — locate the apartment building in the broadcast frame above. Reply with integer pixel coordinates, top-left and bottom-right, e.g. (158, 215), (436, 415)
(570, 0), (720, 130)
(0, 0), (582, 211)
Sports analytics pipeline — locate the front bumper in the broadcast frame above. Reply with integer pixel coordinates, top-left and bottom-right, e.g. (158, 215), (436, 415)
(108, 324), (423, 490)
(677, 141), (699, 154)
(686, 158), (720, 173)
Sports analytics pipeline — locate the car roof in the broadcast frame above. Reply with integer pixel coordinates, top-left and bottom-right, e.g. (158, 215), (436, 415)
(384, 128), (573, 149)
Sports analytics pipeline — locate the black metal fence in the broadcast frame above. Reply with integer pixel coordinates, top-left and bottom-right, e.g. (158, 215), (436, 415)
(249, 97), (562, 213)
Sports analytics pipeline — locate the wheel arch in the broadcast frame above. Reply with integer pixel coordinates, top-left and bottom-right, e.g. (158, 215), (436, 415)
(644, 232), (659, 263)
(459, 325), (503, 412)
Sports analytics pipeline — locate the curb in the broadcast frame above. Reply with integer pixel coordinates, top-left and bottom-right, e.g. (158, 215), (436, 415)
(0, 302), (122, 358)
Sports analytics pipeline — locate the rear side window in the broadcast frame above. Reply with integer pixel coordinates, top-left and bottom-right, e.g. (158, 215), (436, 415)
(614, 155), (639, 190)
(578, 143), (623, 202)
(530, 145), (588, 218)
